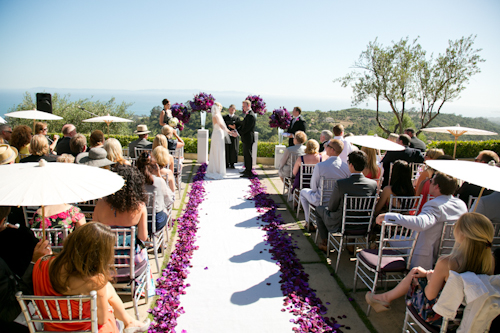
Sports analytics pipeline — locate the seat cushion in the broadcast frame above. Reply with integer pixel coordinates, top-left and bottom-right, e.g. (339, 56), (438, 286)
(114, 258), (148, 283)
(407, 304), (440, 333)
(358, 249), (406, 272)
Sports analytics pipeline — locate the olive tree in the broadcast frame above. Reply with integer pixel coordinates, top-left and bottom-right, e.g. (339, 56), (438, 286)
(335, 35), (484, 134)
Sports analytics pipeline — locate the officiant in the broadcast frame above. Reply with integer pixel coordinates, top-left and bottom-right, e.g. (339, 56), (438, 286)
(223, 104), (240, 169)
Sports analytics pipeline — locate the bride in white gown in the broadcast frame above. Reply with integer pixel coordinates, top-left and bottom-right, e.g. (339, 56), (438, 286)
(206, 102), (232, 180)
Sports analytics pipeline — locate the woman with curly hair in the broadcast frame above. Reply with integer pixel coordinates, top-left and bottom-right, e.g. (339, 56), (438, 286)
(92, 165), (148, 243)
(10, 125), (32, 162)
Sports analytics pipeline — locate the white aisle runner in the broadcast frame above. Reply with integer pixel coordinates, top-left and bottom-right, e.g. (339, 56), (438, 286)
(175, 168), (295, 332)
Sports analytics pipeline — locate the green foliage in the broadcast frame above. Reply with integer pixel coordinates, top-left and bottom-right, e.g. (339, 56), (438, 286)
(428, 140), (500, 159)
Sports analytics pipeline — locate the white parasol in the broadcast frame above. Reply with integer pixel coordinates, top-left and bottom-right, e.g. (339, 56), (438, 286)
(421, 124), (497, 158)
(4, 109), (63, 133)
(0, 116), (6, 124)
(0, 160), (124, 239)
(345, 135), (405, 151)
(426, 159), (500, 211)
(82, 114), (133, 136)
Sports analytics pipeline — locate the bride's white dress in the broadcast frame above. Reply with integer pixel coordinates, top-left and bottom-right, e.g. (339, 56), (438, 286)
(206, 105), (229, 180)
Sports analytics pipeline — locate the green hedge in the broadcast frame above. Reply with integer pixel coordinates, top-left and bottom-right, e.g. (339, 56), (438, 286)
(428, 140), (500, 159)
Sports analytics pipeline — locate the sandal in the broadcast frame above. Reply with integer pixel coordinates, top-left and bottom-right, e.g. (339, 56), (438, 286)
(365, 292), (390, 313)
(124, 318), (151, 333)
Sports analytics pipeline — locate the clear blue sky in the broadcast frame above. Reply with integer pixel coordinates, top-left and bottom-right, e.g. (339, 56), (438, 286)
(1, 0), (499, 117)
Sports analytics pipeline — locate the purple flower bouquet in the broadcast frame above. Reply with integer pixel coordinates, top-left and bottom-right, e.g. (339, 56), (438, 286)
(171, 103), (191, 127)
(189, 92), (215, 112)
(245, 95), (267, 115)
(269, 107), (292, 130)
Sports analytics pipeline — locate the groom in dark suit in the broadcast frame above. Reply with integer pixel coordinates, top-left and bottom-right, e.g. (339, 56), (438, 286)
(236, 100), (256, 178)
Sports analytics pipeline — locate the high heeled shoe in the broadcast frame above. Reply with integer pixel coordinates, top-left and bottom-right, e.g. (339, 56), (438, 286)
(365, 292), (390, 313)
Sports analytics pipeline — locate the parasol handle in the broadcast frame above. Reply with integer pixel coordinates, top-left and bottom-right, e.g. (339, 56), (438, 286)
(472, 187), (485, 213)
(42, 205), (46, 242)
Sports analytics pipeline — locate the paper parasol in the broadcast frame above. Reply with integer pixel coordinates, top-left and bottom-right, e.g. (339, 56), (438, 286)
(82, 114), (133, 136)
(0, 160), (124, 239)
(421, 125), (497, 158)
(345, 135), (405, 151)
(0, 116), (6, 124)
(426, 159), (500, 211)
(4, 109), (63, 133)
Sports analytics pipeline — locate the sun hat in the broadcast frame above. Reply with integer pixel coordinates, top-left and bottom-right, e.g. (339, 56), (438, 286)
(0, 144), (18, 165)
(76, 147), (115, 168)
(134, 124), (151, 135)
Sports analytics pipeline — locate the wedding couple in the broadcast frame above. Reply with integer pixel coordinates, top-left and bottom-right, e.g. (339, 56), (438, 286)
(205, 100), (255, 180)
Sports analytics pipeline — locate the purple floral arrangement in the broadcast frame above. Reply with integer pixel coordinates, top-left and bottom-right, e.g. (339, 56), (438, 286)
(247, 172), (346, 332)
(149, 163), (207, 332)
(171, 103), (191, 126)
(245, 94), (267, 115)
(269, 107), (292, 130)
(189, 92), (215, 112)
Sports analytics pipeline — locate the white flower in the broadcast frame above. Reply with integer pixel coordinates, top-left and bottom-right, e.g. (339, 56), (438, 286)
(168, 117), (179, 128)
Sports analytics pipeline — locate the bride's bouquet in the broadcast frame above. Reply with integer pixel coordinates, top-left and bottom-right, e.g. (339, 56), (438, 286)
(189, 92), (215, 112)
(168, 117), (184, 131)
(269, 107), (292, 129)
(171, 103), (191, 126)
(245, 95), (267, 115)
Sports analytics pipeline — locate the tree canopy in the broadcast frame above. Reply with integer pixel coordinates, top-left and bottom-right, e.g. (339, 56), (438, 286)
(335, 35), (485, 135)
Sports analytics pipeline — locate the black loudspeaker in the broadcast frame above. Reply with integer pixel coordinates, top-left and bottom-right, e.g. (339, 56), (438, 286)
(36, 93), (52, 113)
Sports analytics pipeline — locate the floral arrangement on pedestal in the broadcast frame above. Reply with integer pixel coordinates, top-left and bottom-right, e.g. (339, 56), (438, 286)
(269, 107), (292, 129)
(189, 92), (215, 112)
(245, 95), (267, 115)
(170, 103), (191, 129)
(168, 117), (184, 131)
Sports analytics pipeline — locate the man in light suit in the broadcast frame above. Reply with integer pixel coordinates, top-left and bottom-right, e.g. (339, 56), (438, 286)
(377, 171), (467, 270)
(300, 139), (351, 227)
(472, 191), (500, 225)
(278, 130), (307, 181)
(286, 107), (306, 146)
(315, 151), (378, 251)
(237, 100), (256, 178)
(128, 124), (153, 159)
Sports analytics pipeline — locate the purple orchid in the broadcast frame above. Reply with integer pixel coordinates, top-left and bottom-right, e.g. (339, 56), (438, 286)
(269, 107), (292, 129)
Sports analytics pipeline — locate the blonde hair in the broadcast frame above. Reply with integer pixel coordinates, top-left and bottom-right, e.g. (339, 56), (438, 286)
(426, 148), (444, 160)
(152, 146), (171, 168)
(29, 134), (49, 156)
(294, 131), (307, 144)
(361, 146), (379, 179)
(162, 125), (174, 139)
(57, 154), (75, 163)
(104, 138), (126, 164)
(446, 212), (494, 275)
(304, 139), (319, 154)
(214, 102), (222, 109)
(153, 134), (169, 149)
(388, 133), (399, 143)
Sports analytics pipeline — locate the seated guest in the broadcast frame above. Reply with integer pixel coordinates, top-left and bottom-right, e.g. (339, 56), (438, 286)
(318, 130), (333, 153)
(30, 203), (86, 230)
(366, 212), (494, 331)
(93, 165), (148, 244)
(455, 150), (499, 204)
(0, 144), (18, 165)
(413, 148), (444, 191)
(104, 138), (131, 167)
(32, 222), (150, 332)
(20, 134), (57, 163)
(376, 171), (467, 269)
(35, 122), (59, 153)
(89, 130), (105, 149)
(405, 127), (426, 152)
(76, 147), (115, 169)
(129, 125), (152, 159)
(10, 125), (32, 162)
(300, 139), (351, 228)
(374, 160), (415, 216)
(55, 124), (77, 155)
(292, 139), (322, 191)
(380, 134), (424, 188)
(56, 153), (75, 163)
(137, 152), (174, 233)
(332, 124), (354, 164)
(162, 125), (185, 151)
(361, 146), (381, 181)
(279, 130), (307, 181)
(387, 133), (399, 143)
(0, 124), (12, 144)
(152, 146), (176, 192)
(472, 191), (500, 224)
(152, 134), (174, 173)
(314, 151), (378, 251)
(70, 133), (88, 158)
(0, 206), (51, 332)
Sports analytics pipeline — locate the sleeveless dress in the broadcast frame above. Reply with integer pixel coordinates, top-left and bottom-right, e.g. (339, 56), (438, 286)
(32, 256), (118, 333)
(30, 206), (84, 229)
(206, 122), (226, 180)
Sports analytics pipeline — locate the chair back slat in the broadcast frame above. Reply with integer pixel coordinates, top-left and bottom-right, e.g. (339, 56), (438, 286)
(467, 195), (478, 211)
(299, 164), (316, 189)
(135, 147), (152, 158)
(319, 177), (337, 206)
(410, 163), (425, 183)
(31, 228), (71, 250)
(22, 206), (40, 227)
(388, 195), (423, 215)
(341, 195), (378, 234)
(438, 222), (456, 256)
(378, 221), (420, 271)
(289, 153), (300, 178)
